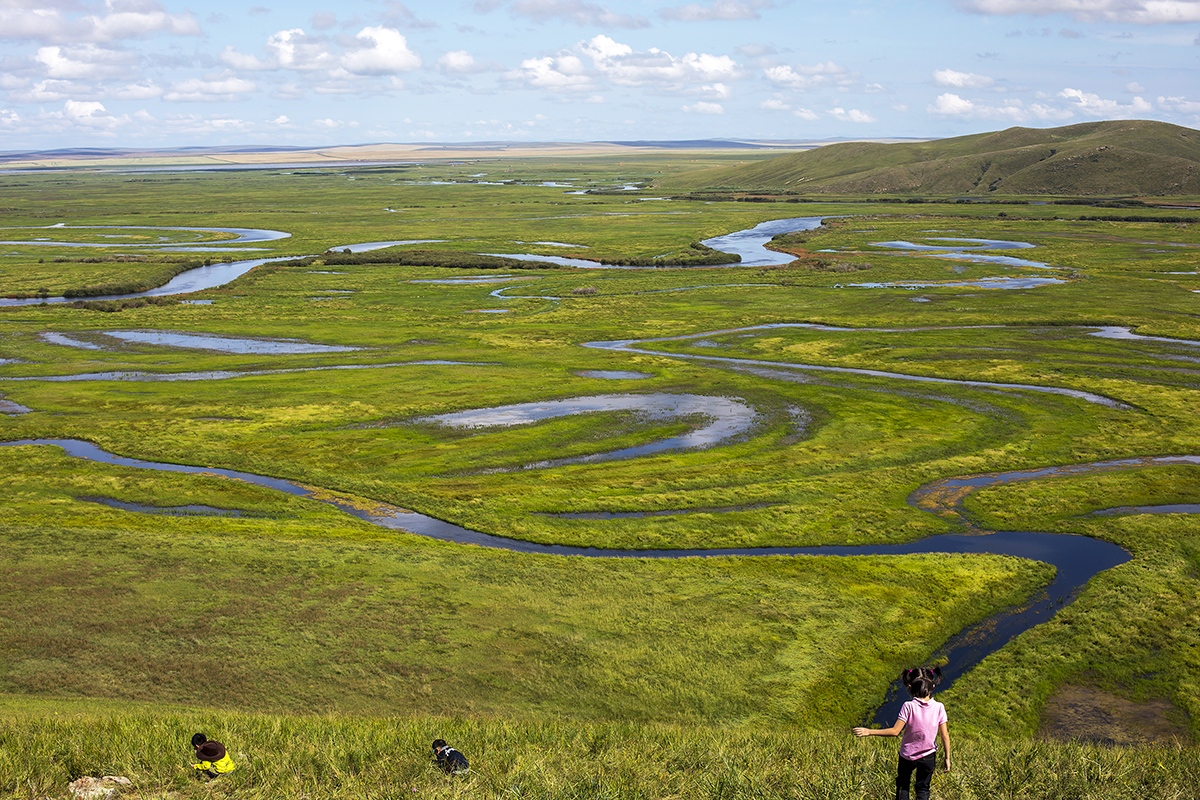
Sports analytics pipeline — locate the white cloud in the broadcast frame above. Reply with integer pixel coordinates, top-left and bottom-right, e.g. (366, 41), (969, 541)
(764, 62), (853, 90)
(164, 73), (257, 102)
(929, 92), (977, 115)
(508, 0), (650, 28)
(580, 34), (739, 86)
(955, 1), (1200, 24)
(580, 34), (741, 87)
(438, 50), (483, 74)
(35, 44), (138, 80)
(341, 26), (421, 75)
(700, 82), (732, 100)
(220, 46), (275, 71)
(87, 1), (202, 41)
(660, 1), (775, 21)
(929, 91), (1078, 121)
(793, 107), (820, 120)
(683, 100), (724, 114)
(509, 35), (741, 94)
(761, 96), (790, 110)
(144, 113), (257, 138)
(266, 29), (338, 71)
(60, 98), (127, 130)
(933, 69), (995, 89)
(507, 54), (594, 92)
(830, 107), (876, 123)
(1158, 94), (1200, 113)
(0, 2), (201, 44)
(1059, 87), (1153, 116)
(580, 34), (632, 61)
(11, 79), (79, 103)
(111, 81), (162, 100)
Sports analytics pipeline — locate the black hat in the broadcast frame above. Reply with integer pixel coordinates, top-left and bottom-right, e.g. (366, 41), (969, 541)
(197, 741), (226, 761)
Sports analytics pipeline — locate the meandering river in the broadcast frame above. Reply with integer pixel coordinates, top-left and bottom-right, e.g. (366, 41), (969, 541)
(0, 216), (1062, 306)
(0, 436), (1169, 722)
(1, 215), (1184, 722)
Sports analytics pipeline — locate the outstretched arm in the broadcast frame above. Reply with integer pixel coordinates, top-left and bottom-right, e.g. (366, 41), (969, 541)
(852, 719), (905, 738)
(938, 722), (951, 772)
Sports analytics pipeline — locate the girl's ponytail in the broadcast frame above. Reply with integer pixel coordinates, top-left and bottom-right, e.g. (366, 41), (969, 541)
(900, 666), (942, 698)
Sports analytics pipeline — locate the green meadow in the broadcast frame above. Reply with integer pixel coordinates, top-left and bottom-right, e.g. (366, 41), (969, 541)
(1, 153), (1198, 797)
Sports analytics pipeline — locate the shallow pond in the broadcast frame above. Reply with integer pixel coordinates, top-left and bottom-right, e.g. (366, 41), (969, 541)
(0, 224), (289, 249)
(573, 370), (654, 380)
(100, 330), (363, 354)
(0, 256), (293, 307)
(417, 392), (759, 469)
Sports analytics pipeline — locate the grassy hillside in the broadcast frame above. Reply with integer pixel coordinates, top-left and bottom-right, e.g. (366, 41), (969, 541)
(657, 120), (1200, 196)
(2, 704), (1198, 799)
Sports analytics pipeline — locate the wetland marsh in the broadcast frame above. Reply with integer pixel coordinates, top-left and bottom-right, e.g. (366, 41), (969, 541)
(1, 153), (1198, 797)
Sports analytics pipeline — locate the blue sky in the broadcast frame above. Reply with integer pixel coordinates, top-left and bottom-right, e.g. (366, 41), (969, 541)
(1, 0), (1198, 150)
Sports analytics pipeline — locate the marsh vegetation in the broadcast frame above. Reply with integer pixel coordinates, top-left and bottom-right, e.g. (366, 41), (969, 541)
(1, 151), (1198, 797)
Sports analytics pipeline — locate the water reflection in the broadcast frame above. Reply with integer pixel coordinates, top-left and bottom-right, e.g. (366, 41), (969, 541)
(847, 276), (1065, 290)
(417, 392), (758, 470)
(0, 224), (289, 249)
(3, 361), (495, 383)
(101, 330), (364, 354)
(0, 438), (1150, 725)
(584, 324), (1132, 409)
(573, 370), (653, 380)
(866, 236), (1053, 270)
(700, 216), (826, 267)
(79, 495), (282, 519)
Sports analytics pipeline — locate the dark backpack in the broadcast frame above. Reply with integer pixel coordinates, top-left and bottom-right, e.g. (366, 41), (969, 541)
(436, 746), (469, 774)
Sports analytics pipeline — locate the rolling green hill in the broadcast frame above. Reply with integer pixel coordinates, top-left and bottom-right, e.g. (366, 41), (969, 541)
(658, 120), (1200, 196)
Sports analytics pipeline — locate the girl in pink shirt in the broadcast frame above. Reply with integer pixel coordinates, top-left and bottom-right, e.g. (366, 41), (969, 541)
(853, 667), (952, 800)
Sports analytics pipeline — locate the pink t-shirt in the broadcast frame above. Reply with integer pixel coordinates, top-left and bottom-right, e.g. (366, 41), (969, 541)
(897, 697), (947, 760)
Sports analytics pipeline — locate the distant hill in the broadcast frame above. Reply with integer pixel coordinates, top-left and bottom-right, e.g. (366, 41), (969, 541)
(657, 121), (1200, 196)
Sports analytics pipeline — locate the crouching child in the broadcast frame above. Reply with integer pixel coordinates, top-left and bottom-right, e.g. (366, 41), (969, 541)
(191, 733), (237, 779)
(431, 739), (469, 775)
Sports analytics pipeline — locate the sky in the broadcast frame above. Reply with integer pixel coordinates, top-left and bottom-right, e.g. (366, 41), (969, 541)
(1, 0), (1199, 151)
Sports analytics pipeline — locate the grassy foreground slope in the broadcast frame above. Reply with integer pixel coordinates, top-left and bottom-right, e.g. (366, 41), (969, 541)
(2, 704), (1198, 800)
(657, 120), (1200, 196)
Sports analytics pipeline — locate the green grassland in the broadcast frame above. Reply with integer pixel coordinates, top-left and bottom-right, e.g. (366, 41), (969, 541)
(1, 152), (1199, 797)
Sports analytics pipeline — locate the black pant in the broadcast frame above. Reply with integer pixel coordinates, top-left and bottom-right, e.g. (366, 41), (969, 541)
(895, 751), (936, 800)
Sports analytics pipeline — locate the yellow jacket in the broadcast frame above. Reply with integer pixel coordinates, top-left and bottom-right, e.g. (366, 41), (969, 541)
(193, 753), (236, 774)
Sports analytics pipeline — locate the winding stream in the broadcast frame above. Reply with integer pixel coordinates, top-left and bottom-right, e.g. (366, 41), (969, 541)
(0, 216), (1059, 309)
(0, 216), (1185, 722)
(0, 436), (1168, 723)
(583, 324), (1134, 409)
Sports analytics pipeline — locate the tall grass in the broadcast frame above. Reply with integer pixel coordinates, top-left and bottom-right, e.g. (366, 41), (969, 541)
(1, 707), (1196, 799)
